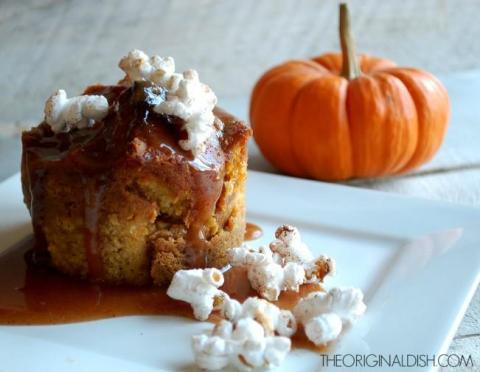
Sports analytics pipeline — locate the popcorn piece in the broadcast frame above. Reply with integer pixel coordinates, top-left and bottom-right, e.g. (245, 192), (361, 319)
(169, 225), (364, 368)
(166, 269), (297, 339)
(192, 320), (234, 370)
(270, 225), (335, 282)
(44, 89), (108, 133)
(230, 244), (276, 266)
(271, 225), (314, 263)
(217, 294), (297, 339)
(153, 69), (217, 155)
(238, 297), (297, 338)
(119, 49), (217, 155)
(229, 225), (336, 301)
(218, 294), (243, 322)
(304, 255), (336, 282)
(247, 263), (288, 302)
(118, 49), (176, 87)
(262, 336), (291, 369)
(232, 318), (264, 342)
(229, 244), (305, 301)
(293, 287), (366, 346)
(233, 318), (291, 370)
(192, 318), (291, 371)
(219, 296), (296, 338)
(294, 287), (366, 327)
(118, 49), (152, 83)
(282, 261), (307, 292)
(304, 313), (342, 345)
(167, 268), (225, 321)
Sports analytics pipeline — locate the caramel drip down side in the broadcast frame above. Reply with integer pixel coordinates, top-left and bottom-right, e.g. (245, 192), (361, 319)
(82, 176), (107, 280)
(185, 167), (224, 268)
(22, 151), (50, 264)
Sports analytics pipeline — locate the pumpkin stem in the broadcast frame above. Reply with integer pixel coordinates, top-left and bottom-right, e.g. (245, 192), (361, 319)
(339, 3), (361, 80)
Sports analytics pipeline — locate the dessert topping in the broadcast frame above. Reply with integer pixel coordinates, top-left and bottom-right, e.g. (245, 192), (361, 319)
(293, 287), (366, 345)
(119, 49), (217, 155)
(44, 89), (108, 133)
(118, 49), (177, 87)
(166, 268), (225, 321)
(192, 317), (291, 371)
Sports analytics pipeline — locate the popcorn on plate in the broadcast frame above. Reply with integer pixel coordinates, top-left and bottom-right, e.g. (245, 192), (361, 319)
(293, 287), (366, 345)
(229, 225), (335, 301)
(166, 225), (366, 371)
(192, 318), (291, 371)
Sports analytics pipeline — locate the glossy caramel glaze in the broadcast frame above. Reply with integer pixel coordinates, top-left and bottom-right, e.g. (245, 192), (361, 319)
(21, 84), (250, 279)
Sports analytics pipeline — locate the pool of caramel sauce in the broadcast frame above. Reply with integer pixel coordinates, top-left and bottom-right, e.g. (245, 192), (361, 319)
(0, 226), (324, 352)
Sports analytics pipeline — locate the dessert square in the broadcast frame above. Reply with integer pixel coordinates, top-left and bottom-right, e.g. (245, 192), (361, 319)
(21, 51), (251, 285)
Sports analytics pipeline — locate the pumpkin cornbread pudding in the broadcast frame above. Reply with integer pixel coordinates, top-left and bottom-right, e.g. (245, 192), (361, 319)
(21, 50), (251, 285)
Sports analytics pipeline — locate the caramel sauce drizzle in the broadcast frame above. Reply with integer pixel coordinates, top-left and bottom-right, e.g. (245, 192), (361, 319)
(0, 237), (325, 352)
(185, 166), (224, 268)
(82, 176), (107, 279)
(21, 83), (227, 280)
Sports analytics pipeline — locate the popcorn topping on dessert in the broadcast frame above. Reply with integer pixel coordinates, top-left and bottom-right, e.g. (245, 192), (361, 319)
(293, 287), (366, 345)
(44, 89), (109, 133)
(119, 49), (218, 155)
(118, 49), (176, 87)
(192, 318), (291, 371)
(167, 268), (225, 321)
(154, 69), (217, 155)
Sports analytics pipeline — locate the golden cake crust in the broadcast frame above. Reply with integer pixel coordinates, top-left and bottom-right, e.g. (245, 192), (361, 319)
(21, 84), (251, 285)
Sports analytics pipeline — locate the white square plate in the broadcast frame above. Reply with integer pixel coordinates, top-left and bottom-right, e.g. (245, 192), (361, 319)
(0, 171), (479, 372)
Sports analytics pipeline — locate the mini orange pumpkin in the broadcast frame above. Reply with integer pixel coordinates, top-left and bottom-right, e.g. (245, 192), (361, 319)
(250, 4), (449, 181)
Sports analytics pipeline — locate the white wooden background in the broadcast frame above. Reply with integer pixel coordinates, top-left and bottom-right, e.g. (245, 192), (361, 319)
(0, 0), (479, 369)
